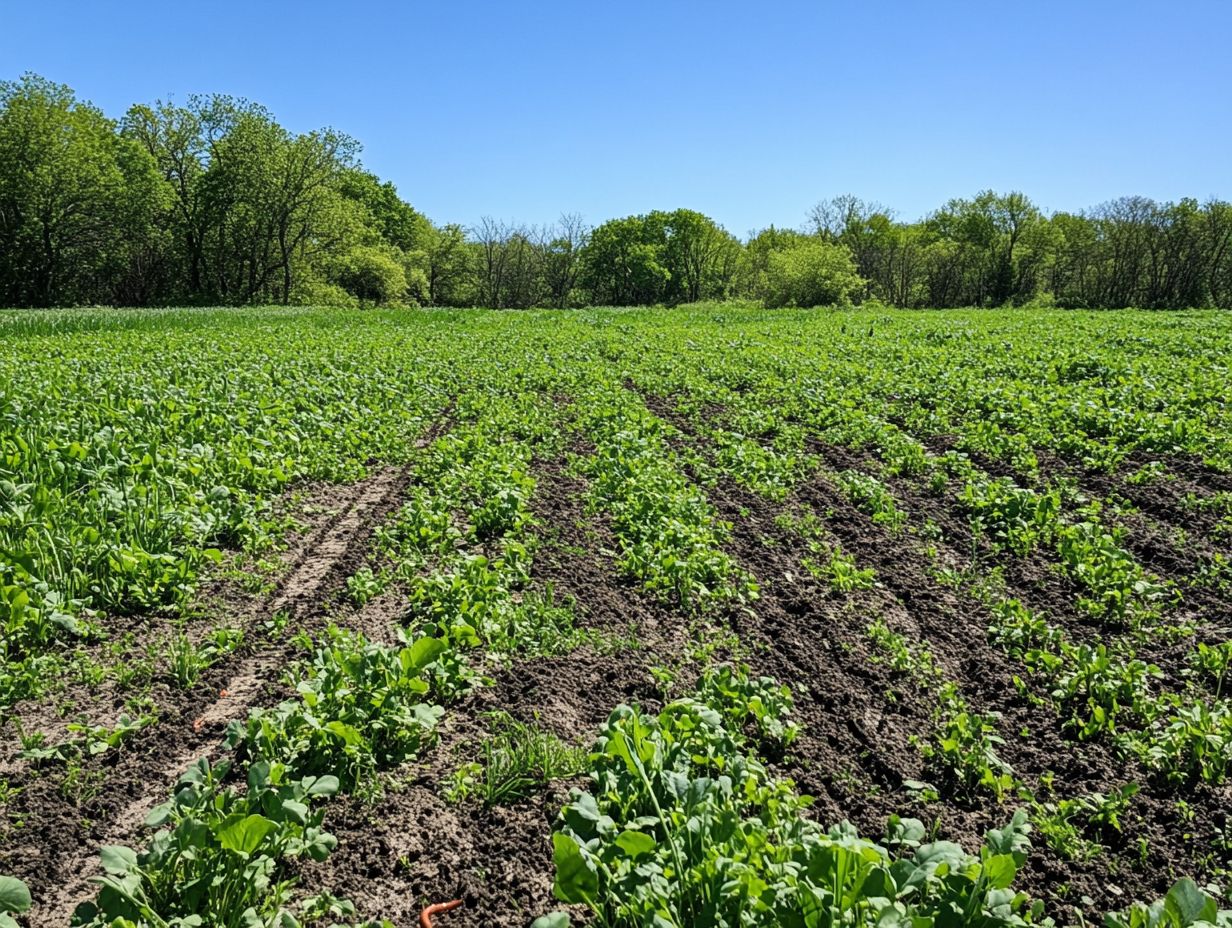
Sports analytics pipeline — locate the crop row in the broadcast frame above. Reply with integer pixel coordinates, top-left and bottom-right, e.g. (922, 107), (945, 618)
(5, 306), (1232, 927)
(570, 380), (756, 611)
(12, 369), (577, 924)
(0, 314), (463, 708)
(580, 348), (1227, 909)
(534, 664), (1231, 928)
(612, 329), (1231, 784)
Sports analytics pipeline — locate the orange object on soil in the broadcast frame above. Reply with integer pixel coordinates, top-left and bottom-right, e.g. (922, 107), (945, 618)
(420, 899), (463, 927)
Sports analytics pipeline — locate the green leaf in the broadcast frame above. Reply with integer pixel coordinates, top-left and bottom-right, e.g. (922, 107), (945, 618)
(982, 853), (1018, 889)
(551, 833), (597, 904)
(304, 829), (337, 863)
(144, 800), (173, 828)
(99, 845), (139, 876)
(217, 814), (278, 856)
(304, 775), (339, 797)
(0, 877), (31, 915)
(614, 829), (657, 860)
(324, 720), (364, 746)
(279, 799), (309, 825)
(1163, 878), (1216, 928)
(861, 865), (896, 899)
(530, 915), (571, 928)
(404, 636), (447, 673)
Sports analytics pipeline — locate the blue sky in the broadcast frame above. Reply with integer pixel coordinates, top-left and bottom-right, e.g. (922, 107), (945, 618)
(3, 0), (1228, 236)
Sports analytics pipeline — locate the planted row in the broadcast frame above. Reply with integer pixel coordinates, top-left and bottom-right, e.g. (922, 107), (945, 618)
(71, 622), (450, 928)
(572, 383), (756, 611)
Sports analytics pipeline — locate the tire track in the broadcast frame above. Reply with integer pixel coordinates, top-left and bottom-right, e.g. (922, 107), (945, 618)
(20, 463), (414, 928)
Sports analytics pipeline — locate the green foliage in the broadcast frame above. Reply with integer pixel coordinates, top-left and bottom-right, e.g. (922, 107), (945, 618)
(834, 469), (908, 531)
(1104, 879), (1232, 928)
(21, 713), (154, 766)
(5, 303), (1232, 927)
(227, 628), (448, 794)
(1136, 701), (1232, 785)
(166, 625), (243, 688)
(804, 542), (875, 591)
(580, 209), (742, 306)
(1056, 519), (1165, 624)
(544, 668), (1051, 928)
(964, 479), (1060, 556)
(72, 758), (338, 928)
(0, 875), (31, 928)
(1032, 784), (1139, 861)
(447, 712), (588, 806)
(330, 245), (409, 306)
(693, 663), (799, 747)
(3, 73), (1232, 309)
(922, 683), (1018, 802)
(0, 308), (457, 708)
(576, 388), (757, 609)
(0, 73), (164, 308)
(1043, 644), (1161, 739)
(1189, 642), (1232, 698)
(762, 238), (864, 308)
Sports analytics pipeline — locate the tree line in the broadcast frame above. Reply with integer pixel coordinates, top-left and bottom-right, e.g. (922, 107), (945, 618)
(2, 74), (1229, 309)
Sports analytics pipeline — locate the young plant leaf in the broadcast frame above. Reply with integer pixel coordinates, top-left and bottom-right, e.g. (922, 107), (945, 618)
(217, 814), (277, 856)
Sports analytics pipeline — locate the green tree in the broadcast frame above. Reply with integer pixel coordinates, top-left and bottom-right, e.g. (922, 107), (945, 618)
(579, 209), (738, 306)
(331, 244), (408, 305)
(0, 74), (161, 306)
(541, 213), (589, 308)
(763, 239), (864, 307)
(745, 226), (807, 297)
(580, 215), (670, 305)
(658, 208), (742, 303)
(423, 222), (474, 306)
(927, 190), (1043, 305)
(122, 100), (209, 300)
(336, 168), (429, 253)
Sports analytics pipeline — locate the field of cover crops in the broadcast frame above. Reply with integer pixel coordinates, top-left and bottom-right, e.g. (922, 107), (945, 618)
(2, 304), (1232, 928)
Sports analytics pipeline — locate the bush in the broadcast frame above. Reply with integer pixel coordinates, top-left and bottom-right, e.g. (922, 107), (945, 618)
(333, 245), (408, 306)
(290, 276), (359, 308)
(763, 239), (864, 307)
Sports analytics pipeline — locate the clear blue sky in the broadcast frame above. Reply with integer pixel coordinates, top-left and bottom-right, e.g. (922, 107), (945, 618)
(3, 0), (1228, 236)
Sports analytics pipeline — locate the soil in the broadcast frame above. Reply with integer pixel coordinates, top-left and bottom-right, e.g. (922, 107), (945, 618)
(7, 387), (1230, 928)
(636, 388), (1232, 922)
(1, 461), (421, 927)
(293, 451), (682, 928)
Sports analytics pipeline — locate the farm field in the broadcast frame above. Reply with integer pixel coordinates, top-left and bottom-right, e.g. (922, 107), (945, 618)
(1, 303), (1232, 928)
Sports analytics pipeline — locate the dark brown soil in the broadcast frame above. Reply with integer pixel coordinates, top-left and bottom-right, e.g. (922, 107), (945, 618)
(10, 384), (1229, 928)
(302, 644), (658, 928)
(0, 480), (344, 768)
(2, 463), (422, 928)
(301, 773), (577, 928)
(636, 388), (1232, 922)
(295, 451), (681, 927)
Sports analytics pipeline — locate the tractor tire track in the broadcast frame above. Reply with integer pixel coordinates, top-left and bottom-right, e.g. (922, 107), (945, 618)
(7, 400), (459, 927)
(6, 456), (428, 928)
